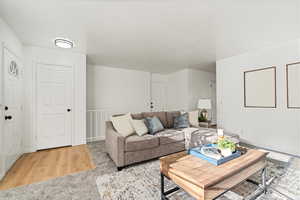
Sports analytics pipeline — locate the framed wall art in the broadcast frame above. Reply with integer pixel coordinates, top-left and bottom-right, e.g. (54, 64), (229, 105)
(286, 62), (300, 109)
(244, 67), (277, 108)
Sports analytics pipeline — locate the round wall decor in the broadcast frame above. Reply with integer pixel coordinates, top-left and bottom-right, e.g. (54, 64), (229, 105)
(9, 60), (18, 77)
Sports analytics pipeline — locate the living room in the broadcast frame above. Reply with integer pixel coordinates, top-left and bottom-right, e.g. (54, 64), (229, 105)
(0, 0), (299, 200)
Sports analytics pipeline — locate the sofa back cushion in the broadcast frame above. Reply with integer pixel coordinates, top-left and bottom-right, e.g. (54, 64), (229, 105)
(142, 112), (168, 128)
(166, 111), (181, 128)
(131, 113), (143, 120)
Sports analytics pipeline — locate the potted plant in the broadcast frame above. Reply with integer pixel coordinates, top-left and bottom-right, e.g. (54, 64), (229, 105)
(198, 112), (207, 122)
(217, 138), (236, 157)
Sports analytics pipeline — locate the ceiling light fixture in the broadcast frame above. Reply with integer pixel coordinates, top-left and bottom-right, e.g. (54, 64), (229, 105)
(54, 38), (74, 49)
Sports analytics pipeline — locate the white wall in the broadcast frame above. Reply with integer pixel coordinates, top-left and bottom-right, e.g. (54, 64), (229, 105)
(188, 69), (216, 122)
(86, 67), (216, 141)
(166, 69), (189, 111)
(24, 46), (86, 151)
(166, 68), (216, 121)
(87, 65), (151, 113)
(0, 18), (24, 180)
(86, 65), (151, 141)
(217, 40), (300, 156)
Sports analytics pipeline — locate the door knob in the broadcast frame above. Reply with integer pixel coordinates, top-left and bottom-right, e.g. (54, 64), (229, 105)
(5, 116), (12, 120)
(5, 106), (8, 111)
(67, 109), (71, 112)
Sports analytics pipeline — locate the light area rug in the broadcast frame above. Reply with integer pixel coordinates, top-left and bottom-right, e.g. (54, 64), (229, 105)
(0, 141), (298, 200)
(96, 158), (290, 200)
(269, 158), (300, 199)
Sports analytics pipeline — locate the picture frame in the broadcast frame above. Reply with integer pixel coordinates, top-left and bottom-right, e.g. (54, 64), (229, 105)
(286, 62), (300, 109)
(244, 67), (277, 108)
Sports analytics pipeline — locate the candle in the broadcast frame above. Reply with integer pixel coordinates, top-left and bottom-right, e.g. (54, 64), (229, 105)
(217, 129), (224, 137)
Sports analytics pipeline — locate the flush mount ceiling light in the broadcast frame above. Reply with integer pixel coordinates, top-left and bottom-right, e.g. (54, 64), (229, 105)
(54, 38), (74, 49)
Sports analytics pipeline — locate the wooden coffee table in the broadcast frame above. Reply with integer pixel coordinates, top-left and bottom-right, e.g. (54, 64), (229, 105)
(160, 149), (268, 200)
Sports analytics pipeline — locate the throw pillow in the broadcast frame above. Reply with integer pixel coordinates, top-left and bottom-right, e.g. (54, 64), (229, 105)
(188, 110), (199, 127)
(173, 113), (189, 129)
(110, 113), (135, 137)
(132, 119), (148, 136)
(144, 116), (164, 135)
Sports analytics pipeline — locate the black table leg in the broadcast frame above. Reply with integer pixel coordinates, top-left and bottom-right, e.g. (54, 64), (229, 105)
(161, 173), (181, 200)
(161, 173), (169, 200)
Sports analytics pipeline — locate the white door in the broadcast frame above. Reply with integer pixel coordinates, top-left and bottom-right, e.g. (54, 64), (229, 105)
(1, 47), (23, 175)
(36, 64), (73, 150)
(151, 82), (167, 111)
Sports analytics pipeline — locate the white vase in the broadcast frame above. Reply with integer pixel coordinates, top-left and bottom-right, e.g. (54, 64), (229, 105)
(220, 148), (232, 157)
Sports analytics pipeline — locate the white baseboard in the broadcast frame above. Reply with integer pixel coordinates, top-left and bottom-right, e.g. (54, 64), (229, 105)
(23, 146), (37, 153)
(87, 136), (105, 143)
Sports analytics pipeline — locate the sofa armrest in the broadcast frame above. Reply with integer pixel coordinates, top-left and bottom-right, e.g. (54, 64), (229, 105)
(105, 121), (125, 167)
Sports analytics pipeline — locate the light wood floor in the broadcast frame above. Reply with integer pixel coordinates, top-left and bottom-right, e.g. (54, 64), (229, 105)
(0, 144), (95, 190)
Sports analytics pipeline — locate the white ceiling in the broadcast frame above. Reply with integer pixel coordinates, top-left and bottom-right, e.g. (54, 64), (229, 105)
(0, 0), (299, 73)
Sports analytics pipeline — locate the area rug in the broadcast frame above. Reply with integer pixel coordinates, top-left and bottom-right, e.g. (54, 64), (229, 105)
(269, 158), (300, 199)
(96, 158), (290, 200)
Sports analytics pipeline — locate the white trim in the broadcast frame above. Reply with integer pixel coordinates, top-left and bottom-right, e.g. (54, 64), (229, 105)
(86, 136), (105, 143)
(23, 146), (36, 153)
(86, 109), (113, 142)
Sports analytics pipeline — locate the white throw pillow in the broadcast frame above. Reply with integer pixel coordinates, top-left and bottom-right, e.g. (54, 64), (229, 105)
(188, 110), (199, 127)
(110, 113), (135, 137)
(132, 119), (148, 136)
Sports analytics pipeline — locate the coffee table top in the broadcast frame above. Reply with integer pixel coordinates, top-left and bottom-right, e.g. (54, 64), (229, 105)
(160, 149), (268, 189)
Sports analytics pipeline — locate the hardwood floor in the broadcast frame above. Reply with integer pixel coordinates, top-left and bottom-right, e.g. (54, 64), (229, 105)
(0, 144), (95, 190)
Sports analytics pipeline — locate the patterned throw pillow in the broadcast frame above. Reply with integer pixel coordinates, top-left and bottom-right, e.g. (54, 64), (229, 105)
(144, 117), (164, 135)
(173, 113), (189, 129)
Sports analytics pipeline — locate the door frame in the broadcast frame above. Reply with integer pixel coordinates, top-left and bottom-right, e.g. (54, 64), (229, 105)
(33, 62), (75, 150)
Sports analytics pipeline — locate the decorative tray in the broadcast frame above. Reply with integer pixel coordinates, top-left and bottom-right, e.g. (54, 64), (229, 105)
(188, 144), (241, 166)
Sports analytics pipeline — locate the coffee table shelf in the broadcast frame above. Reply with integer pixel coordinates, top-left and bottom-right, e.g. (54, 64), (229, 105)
(160, 149), (268, 200)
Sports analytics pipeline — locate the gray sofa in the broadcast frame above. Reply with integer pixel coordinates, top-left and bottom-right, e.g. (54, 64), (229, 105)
(105, 111), (186, 170)
(105, 111), (240, 171)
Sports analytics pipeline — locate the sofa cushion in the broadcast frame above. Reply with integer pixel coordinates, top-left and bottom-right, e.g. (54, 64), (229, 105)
(156, 129), (185, 145)
(174, 113), (190, 129)
(132, 119), (148, 136)
(166, 111), (181, 128)
(142, 112), (168, 128)
(144, 117), (164, 135)
(110, 113), (135, 137)
(125, 135), (159, 152)
(131, 113), (143, 120)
